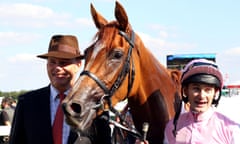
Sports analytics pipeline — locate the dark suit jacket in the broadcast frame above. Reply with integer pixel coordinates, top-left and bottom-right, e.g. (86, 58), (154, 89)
(9, 86), (112, 144)
(9, 86), (78, 144)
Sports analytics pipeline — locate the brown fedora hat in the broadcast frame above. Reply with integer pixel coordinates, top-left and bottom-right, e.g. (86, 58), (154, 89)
(37, 35), (84, 59)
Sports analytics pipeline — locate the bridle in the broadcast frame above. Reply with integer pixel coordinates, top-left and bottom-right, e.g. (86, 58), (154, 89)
(80, 29), (145, 140)
(80, 29), (135, 110)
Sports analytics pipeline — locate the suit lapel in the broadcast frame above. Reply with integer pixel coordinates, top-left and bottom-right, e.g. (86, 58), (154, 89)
(35, 86), (53, 142)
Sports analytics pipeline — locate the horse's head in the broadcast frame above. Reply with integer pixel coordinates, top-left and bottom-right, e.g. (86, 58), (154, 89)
(62, 1), (140, 131)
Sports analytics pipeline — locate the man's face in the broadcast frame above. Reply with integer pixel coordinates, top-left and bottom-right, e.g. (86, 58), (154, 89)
(47, 57), (81, 91)
(184, 83), (217, 113)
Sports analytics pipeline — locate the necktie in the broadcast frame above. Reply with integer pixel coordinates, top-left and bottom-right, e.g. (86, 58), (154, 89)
(53, 93), (65, 144)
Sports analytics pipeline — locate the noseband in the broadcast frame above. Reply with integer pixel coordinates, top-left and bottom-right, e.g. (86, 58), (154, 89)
(80, 30), (135, 109)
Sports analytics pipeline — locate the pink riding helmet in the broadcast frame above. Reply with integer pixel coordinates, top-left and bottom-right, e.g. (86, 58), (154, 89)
(181, 58), (223, 89)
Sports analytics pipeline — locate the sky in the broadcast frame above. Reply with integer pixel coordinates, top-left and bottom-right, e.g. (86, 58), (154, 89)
(1, 0), (240, 92)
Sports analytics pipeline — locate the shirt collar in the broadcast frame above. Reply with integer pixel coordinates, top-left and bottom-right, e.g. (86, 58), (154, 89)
(50, 85), (69, 100)
(190, 106), (215, 122)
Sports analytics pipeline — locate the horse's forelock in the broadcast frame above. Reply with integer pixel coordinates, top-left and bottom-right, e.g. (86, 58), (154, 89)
(97, 25), (120, 50)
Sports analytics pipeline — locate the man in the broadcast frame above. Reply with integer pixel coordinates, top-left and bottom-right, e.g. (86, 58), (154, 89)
(164, 59), (240, 144)
(9, 35), (84, 144)
(0, 97), (15, 144)
(0, 97), (15, 126)
(9, 97), (17, 109)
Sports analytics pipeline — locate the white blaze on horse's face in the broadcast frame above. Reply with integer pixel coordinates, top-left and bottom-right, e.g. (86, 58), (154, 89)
(85, 40), (105, 71)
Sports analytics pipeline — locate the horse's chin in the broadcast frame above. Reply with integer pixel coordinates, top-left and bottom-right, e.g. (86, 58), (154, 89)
(65, 109), (97, 131)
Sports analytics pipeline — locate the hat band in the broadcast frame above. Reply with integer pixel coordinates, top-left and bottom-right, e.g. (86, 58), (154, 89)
(50, 44), (79, 55)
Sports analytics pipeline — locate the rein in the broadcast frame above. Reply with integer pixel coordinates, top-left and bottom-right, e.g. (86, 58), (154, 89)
(80, 29), (144, 140)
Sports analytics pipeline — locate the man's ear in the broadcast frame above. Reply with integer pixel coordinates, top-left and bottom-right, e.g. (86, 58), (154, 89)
(76, 59), (82, 67)
(182, 86), (189, 103)
(212, 88), (221, 106)
(214, 89), (220, 99)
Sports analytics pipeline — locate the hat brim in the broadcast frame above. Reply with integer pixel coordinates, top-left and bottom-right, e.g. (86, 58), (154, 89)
(37, 51), (84, 59)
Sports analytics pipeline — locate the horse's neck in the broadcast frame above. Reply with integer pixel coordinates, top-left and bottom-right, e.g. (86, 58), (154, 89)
(129, 44), (177, 130)
(137, 46), (171, 91)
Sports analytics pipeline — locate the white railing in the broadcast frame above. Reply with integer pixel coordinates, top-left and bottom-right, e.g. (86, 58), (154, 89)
(0, 126), (10, 136)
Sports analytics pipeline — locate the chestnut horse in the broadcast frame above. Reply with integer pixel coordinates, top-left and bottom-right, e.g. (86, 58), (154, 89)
(62, 2), (181, 143)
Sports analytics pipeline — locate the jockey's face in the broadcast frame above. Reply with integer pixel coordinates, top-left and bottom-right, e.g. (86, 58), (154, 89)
(184, 83), (218, 113)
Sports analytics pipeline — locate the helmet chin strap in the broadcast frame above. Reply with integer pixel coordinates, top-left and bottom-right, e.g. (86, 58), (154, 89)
(212, 89), (221, 107)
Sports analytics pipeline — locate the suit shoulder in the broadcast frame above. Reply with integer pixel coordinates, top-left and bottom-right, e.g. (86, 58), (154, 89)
(18, 86), (50, 101)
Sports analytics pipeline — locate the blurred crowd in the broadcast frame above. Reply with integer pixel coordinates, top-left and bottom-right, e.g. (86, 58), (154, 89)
(0, 96), (16, 144)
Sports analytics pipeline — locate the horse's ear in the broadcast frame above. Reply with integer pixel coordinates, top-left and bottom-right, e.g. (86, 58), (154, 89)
(115, 1), (129, 31)
(169, 69), (182, 90)
(90, 3), (108, 29)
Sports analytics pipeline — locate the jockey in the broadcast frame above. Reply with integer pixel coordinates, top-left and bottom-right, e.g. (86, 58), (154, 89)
(164, 59), (240, 144)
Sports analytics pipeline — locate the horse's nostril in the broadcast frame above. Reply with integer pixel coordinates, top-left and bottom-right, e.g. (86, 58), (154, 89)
(70, 103), (81, 114)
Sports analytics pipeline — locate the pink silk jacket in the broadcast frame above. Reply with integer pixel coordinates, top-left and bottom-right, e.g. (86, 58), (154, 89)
(164, 107), (240, 144)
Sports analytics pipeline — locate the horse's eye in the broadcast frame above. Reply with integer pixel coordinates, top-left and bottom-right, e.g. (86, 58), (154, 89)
(113, 51), (123, 59)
